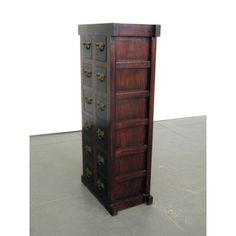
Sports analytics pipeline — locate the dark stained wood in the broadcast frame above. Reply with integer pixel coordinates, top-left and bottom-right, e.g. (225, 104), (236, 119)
(79, 23), (160, 216)
(79, 23), (161, 37)
(116, 98), (148, 121)
(115, 126), (147, 149)
(116, 61), (151, 69)
(116, 68), (150, 91)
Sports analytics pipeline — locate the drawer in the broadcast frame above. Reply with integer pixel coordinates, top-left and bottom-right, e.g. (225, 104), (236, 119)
(96, 95), (107, 121)
(83, 63), (93, 87)
(96, 66), (107, 93)
(95, 122), (108, 150)
(96, 175), (107, 198)
(95, 36), (107, 62)
(83, 89), (93, 114)
(96, 149), (107, 177)
(83, 142), (93, 163)
(84, 165), (93, 184)
(82, 36), (92, 59)
(82, 114), (93, 139)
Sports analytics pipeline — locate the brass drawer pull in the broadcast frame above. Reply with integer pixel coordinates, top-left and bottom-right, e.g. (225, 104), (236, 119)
(96, 72), (106, 82)
(97, 128), (105, 139)
(85, 168), (92, 178)
(96, 42), (105, 51)
(84, 96), (93, 104)
(84, 122), (92, 130)
(84, 69), (92, 78)
(96, 179), (105, 190)
(97, 154), (105, 166)
(85, 144), (92, 154)
(83, 42), (91, 49)
(96, 101), (106, 111)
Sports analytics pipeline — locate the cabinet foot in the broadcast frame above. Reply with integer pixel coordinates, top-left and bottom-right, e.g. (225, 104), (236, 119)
(144, 194), (153, 205)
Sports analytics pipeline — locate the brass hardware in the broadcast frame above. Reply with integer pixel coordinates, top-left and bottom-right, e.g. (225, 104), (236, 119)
(83, 42), (91, 49)
(97, 154), (105, 166)
(96, 72), (106, 82)
(97, 128), (105, 139)
(96, 101), (106, 111)
(84, 96), (93, 104)
(85, 144), (92, 154)
(96, 179), (105, 190)
(96, 42), (105, 51)
(85, 168), (92, 178)
(84, 69), (92, 78)
(84, 122), (92, 130)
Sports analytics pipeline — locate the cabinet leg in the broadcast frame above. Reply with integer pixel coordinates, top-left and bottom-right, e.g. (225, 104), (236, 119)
(107, 204), (118, 216)
(144, 194), (153, 205)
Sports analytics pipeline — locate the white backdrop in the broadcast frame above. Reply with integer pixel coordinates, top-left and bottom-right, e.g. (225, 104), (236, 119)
(1, 0), (212, 135)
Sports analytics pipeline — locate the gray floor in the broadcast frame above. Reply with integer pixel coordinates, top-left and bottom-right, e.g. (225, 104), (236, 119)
(30, 116), (206, 236)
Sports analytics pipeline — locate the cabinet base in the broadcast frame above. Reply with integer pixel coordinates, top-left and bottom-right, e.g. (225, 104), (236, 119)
(81, 175), (153, 216)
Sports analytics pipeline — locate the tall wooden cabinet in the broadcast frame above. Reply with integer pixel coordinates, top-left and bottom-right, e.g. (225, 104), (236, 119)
(78, 23), (161, 215)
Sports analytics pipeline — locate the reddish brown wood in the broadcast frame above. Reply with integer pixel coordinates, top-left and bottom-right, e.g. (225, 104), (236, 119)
(79, 23), (160, 216)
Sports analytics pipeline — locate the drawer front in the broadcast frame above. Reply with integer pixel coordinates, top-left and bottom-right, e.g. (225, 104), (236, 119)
(95, 123), (107, 149)
(83, 89), (93, 114)
(95, 36), (107, 62)
(82, 114), (93, 139)
(83, 142), (93, 163)
(96, 95), (107, 121)
(84, 165), (93, 184)
(96, 149), (107, 177)
(82, 36), (92, 59)
(83, 63), (93, 87)
(96, 66), (107, 93)
(96, 175), (107, 198)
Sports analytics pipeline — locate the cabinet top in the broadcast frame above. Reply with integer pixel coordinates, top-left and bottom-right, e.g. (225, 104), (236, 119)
(78, 23), (161, 37)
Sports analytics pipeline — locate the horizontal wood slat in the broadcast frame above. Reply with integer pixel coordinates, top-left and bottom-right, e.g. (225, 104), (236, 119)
(116, 118), (149, 129)
(116, 90), (150, 99)
(115, 170), (147, 183)
(115, 145), (147, 158)
(116, 61), (151, 68)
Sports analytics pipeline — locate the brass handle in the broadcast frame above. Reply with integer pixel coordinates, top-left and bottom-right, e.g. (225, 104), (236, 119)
(97, 154), (105, 166)
(96, 42), (105, 51)
(85, 168), (92, 178)
(85, 144), (92, 154)
(96, 179), (105, 190)
(83, 42), (91, 49)
(96, 72), (106, 82)
(84, 69), (92, 78)
(97, 128), (105, 139)
(84, 122), (92, 130)
(84, 96), (93, 104)
(96, 101), (106, 111)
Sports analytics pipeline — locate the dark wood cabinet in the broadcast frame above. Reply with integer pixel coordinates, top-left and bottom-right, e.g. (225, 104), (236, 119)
(78, 23), (161, 216)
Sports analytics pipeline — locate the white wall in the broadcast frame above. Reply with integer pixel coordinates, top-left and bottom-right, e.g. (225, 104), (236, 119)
(1, 0), (234, 135)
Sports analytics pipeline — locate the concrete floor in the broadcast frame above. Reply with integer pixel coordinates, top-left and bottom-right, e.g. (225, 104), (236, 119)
(30, 116), (206, 236)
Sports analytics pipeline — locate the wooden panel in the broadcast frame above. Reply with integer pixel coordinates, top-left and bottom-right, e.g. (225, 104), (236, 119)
(116, 98), (148, 121)
(114, 177), (145, 200)
(115, 37), (150, 61)
(115, 153), (146, 176)
(116, 68), (149, 91)
(115, 126), (147, 149)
